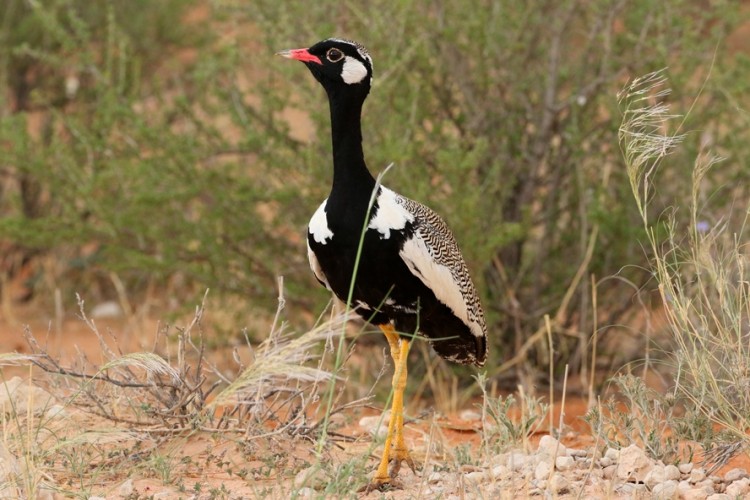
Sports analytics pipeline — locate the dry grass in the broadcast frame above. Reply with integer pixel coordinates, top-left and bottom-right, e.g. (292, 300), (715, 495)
(619, 69), (750, 464)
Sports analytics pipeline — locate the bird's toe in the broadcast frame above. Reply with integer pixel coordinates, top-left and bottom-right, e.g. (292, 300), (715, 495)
(360, 476), (403, 493)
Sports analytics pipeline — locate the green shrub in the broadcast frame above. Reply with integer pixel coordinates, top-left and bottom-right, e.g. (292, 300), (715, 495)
(2, 0), (748, 368)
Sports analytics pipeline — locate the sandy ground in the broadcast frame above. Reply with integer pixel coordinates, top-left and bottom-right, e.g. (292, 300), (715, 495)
(1, 304), (749, 499)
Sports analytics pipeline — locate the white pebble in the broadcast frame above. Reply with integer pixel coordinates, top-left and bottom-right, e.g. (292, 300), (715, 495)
(615, 444), (654, 482)
(664, 464), (681, 481)
(297, 487), (316, 499)
(725, 478), (750, 497)
(555, 456), (575, 471)
(706, 494), (731, 500)
(566, 447), (587, 457)
(535, 460), (551, 481)
(690, 467), (707, 483)
(550, 474), (569, 493)
(604, 447), (620, 461)
(459, 409), (481, 421)
(118, 479), (134, 496)
(358, 413), (389, 439)
(603, 465), (616, 479)
(491, 464), (509, 479)
(652, 480), (678, 498)
(508, 452), (532, 471)
(679, 462), (694, 475)
(428, 471), (443, 483)
(294, 466), (325, 490)
(723, 467), (748, 482)
(678, 479), (693, 492)
(537, 435), (567, 458)
(645, 464), (666, 489)
(464, 470), (487, 484)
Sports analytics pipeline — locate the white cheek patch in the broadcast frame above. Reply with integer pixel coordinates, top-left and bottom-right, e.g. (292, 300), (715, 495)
(341, 56), (368, 84)
(368, 188), (414, 239)
(309, 199), (333, 244)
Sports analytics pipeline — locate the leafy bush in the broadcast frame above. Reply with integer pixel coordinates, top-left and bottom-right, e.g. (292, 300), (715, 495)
(2, 0), (749, 371)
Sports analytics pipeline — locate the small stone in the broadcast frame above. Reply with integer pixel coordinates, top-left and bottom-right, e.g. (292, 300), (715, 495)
(535, 460), (551, 481)
(690, 467), (707, 483)
(91, 300), (123, 318)
(696, 478), (715, 490)
(297, 487), (316, 499)
(508, 452), (532, 471)
(605, 447), (620, 462)
(358, 413), (389, 439)
(600, 456), (613, 468)
(645, 464), (667, 489)
(617, 483), (647, 494)
(491, 464), (509, 479)
(664, 464), (681, 481)
(679, 463), (694, 475)
(428, 471), (443, 483)
(652, 480), (678, 498)
(328, 413), (346, 426)
(0, 377), (56, 416)
(725, 478), (750, 497)
(537, 435), (568, 459)
(566, 447), (587, 457)
(555, 456), (575, 471)
(678, 479), (693, 492)
(45, 404), (67, 419)
(459, 409), (481, 421)
(88, 497), (107, 500)
(36, 486), (55, 500)
(550, 474), (569, 493)
(118, 479), (134, 496)
(587, 467), (604, 479)
(706, 494), (731, 500)
(680, 489), (710, 500)
(603, 465), (617, 479)
(294, 466), (325, 490)
(723, 467), (748, 483)
(615, 444), (654, 482)
(465, 470), (487, 484)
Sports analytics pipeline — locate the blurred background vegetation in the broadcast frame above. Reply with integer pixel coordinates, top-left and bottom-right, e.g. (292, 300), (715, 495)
(1, 0), (748, 389)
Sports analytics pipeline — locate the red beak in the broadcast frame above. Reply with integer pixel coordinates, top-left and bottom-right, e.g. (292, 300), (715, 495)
(276, 48), (322, 65)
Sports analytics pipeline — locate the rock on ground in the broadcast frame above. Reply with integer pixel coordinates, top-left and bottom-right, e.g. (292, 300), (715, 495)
(723, 467), (748, 483)
(725, 477), (750, 497)
(537, 435), (568, 459)
(615, 444), (654, 482)
(0, 377), (57, 416)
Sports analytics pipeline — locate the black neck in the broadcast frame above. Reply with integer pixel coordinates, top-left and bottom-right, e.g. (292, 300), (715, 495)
(327, 89), (375, 197)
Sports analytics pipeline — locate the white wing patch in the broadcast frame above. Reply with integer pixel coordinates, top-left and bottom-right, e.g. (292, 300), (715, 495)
(341, 56), (368, 84)
(307, 241), (330, 290)
(400, 235), (484, 338)
(368, 188), (414, 239)
(309, 199), (333, 244)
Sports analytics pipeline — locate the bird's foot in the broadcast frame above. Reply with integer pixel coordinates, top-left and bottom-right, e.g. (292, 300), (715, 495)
(360, 475), (403, 493)
(388, 447), (419, 477)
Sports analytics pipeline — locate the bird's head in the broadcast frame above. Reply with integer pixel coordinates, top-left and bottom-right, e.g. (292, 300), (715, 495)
(277, 38), (373, 99)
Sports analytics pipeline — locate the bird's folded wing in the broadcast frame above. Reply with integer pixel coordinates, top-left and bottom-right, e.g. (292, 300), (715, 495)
(396, 197), (486, 338)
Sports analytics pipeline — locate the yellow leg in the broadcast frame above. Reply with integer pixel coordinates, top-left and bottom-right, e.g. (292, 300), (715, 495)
(365, 324), (416, 491)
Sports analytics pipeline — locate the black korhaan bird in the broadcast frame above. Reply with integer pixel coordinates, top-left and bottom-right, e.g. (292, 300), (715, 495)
(278, 38), (488, 490)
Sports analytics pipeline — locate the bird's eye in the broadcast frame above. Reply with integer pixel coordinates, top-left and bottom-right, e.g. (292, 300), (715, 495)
(326, 48), (344, 63)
